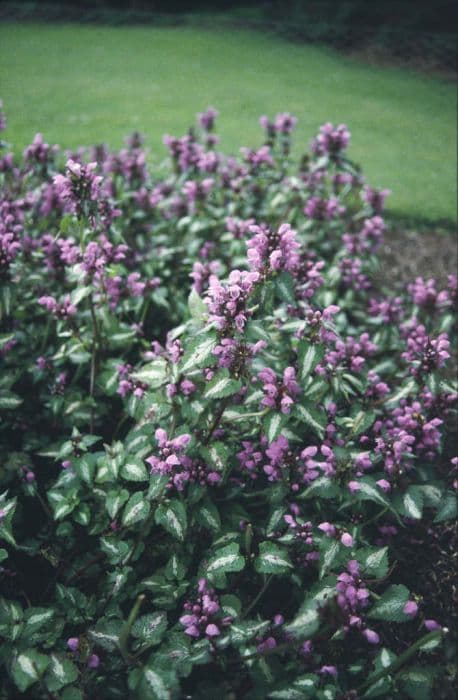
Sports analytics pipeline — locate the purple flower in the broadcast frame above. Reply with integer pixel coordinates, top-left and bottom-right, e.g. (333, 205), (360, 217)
(311, 122), (350, 157)
(67, 637), (79, 652)
(403, 600), (419, 617)
(87, 654), (100, 668)
(362, 628), (380, 644)
(247, 222), (300, 275)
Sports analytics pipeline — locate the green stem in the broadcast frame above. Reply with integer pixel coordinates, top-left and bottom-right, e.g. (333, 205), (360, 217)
(118, 594), (145, 665)
(241, 575), (273, 620)
(357, 630), (443, 695)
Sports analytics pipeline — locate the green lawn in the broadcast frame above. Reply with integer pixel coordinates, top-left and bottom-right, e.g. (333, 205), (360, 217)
(0, 22), (456, 222)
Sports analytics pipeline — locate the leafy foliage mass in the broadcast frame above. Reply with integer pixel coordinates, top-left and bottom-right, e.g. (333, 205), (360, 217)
(0, 102), (456, 699)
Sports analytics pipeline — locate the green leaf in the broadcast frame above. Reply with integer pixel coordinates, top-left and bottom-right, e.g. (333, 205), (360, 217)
(11, 649), (50, 692)
(0, 494), (17, 545)
(131, 359), (167, 388)
(294, 402), (326, 438)
(356, 477), (392, 510)
(180, 332), (217, 374)
(45, 654), (78, 692)
(297, 341), (325, 381)
(299, 477), (339, 500)
(105, 488), (129, 519)
(285, 600), (320, 640)
(357, 547), (389, 578)
(230, 620), (270, 646)
(147, 474), (169, 501)
(136, 662), (178, 700)
(350, 410), (376, 437)
(131, 612), (168, 645)
(121, 458), (149, 482)
(262, 411), (286, 444)
(205, 543), (245, 580)
(254, 541), (293, 574)
(275, 272), (295, 304)
(203, 369), (242, 399)
(155, 499), (187, 541)
(398, 666), (436, 700)
(188, 288), (208, 323)
(122, 492), (151, 528)
(368, 584), (410, 622)
(73, 454), (96, 484)
(319, 538), (341, 578)
(402, 485), (424, 520)
(0, 391), (22, 409)
(23, 607), (55, 638)
(434, 490), (457, 523)
(195, 500), (221, 532)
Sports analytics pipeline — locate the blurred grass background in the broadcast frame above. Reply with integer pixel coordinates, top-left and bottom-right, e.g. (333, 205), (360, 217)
(0, 22), (456, 222)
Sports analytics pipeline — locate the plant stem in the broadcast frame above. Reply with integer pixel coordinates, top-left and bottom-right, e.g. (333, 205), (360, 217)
(241, 575), (273, 620)
(118, 594), (145, 665)
(357, 629), (442, 694)
(203, 397), (229, 445)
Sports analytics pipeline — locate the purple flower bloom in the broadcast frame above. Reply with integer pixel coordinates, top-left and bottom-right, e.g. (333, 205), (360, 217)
(403, 600), (419, 617)
(67, 637), (79, 652)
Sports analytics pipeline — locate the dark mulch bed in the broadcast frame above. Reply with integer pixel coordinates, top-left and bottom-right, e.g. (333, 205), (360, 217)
(377, 221), (457, 290)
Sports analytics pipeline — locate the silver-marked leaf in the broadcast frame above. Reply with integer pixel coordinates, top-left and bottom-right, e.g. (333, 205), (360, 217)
(206, 543), (245, 580)
(121, 458), (149, 482)
(122, 492), (150, 528)
(196, 501), (221, 532)
(254, 542), (293, 574)
(105, 488), (129, 519)
(131, 612), (167, 645)
(11, 649), (50, 692)
(297, 341), (325, 381)
(368, 584), (410, 622)
(204, 370), (242, 400)
(262, 411), (286, 444)
(131, 359), (167, 389)
(294, 402), (326, 438)
(155, 499), (187, 541)
(180, 332), (217, 374)
(45, 654), (78, 692)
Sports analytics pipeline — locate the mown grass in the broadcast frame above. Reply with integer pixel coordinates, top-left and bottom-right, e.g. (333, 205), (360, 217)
(0, 22), (456, 222)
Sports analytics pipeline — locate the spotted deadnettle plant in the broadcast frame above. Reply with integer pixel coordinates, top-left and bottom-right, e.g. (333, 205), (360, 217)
(0, 104), (455, 700)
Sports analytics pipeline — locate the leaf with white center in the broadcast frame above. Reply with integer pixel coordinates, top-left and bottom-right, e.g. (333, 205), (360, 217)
(402, 486), (424, 520)
(139, 666), (176, 700)
(368, 584), (410, 622)
(188, 287), (208, 323)
(196, 500), (221, 532)
(105, 488), (129, 519)
(275, 272), (295, 304)
(155, 499), (187, 542)
(294, 402), (326, 438)
(319, 538), (341, 578)
(262, 411), (286, 444)
(89, 618), (123, 650)
(356, 477), (393, 511)
(131, 359), (167, 388)
(122, 492), (150, 528)
(47, 491), (76, 521)
(180, 332), (217, 374)
(299, 477), (339, 500)
(203, 369), (242, 399)
(147, 474), (169, 501)
(0, 391), (23, 409)
(357, 546), (389, 578)
(0, 495), (17, 545)
(11, 649), (50, 692)
(434, 490), (457, 523)
(132, 612), (168, 645)
(23, 607), (55, 637)
(297, 341), (325, 381)
(74, 454), (95, 484)
(254, 542), (293, 574)
(285, 601), (320, 640)
(121, 458), (149, 482)
(205, 543), (245, 580)
(200, 442), (229, 472)
(45, 654), (78, 692)
(230, 620), (270, 646)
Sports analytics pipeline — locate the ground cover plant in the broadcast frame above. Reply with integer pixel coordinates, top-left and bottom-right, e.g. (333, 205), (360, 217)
(0, 101), (457, 699)
(0, 22), (456, 222)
